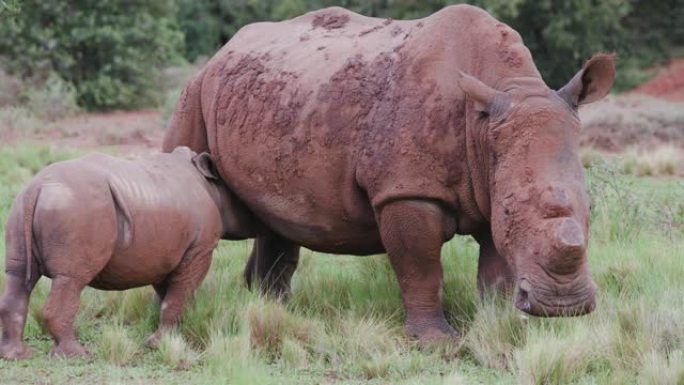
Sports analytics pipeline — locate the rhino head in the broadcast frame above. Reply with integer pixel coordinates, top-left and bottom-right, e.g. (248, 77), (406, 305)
(459, 54), (615, 317)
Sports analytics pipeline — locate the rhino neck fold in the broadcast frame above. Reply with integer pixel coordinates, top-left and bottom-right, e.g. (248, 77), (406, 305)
(459, 75), (548, 229)
(462, 100), (493, 225)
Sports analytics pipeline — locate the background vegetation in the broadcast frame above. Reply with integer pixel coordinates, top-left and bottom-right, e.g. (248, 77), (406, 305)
(1, 0), (683, 111)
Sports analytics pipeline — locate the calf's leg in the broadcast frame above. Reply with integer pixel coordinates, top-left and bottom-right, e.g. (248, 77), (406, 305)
(146, 248), (213, 348)
(43, 275), (89, 357)
(378, 200), (456, 343)
(0, 274), (39, 359)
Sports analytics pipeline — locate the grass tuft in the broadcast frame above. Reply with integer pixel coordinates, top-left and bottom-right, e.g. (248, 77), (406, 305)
(621, 145), (683, 176)
(464, 298), (526, 370)
(156, 332), (198, 370)
(280, 337), (309, 369)
(513, 323), (610, 385)
(637, 350), (684, 385)
(97, 324), (140, 366)
(245, 299), (319, 361)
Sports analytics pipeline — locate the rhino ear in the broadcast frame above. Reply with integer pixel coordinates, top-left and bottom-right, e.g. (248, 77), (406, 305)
(557, 53), (615, 107)
(457, 71), (510, 119)
(192, 153), (220, 180)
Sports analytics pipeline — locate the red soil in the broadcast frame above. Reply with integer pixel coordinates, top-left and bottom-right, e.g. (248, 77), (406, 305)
(630, 58), (684, 101)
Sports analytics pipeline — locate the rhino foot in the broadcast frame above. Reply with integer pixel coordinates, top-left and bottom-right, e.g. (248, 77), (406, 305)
(0, 342), (35, 360)
(405, 318), (459, 344)
(145, 331), (163, 349)
(50, 341), (90, 359)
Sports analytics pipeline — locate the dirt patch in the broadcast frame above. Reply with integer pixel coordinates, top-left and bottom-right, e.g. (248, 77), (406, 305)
(311, 11), (350, 30)
(581, 57), (684, 164)
(579, 94), (684, 152)
(630, 58), (684, 102)
(3, 109), (165, 156)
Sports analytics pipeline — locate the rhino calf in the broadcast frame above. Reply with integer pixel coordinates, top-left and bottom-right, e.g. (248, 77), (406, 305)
(0, 147), (256, 359)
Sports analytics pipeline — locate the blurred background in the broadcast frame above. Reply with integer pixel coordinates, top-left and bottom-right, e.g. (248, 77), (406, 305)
(0, 0), (682, 175)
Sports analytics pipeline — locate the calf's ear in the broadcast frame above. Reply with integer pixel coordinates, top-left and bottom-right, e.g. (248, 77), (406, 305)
(192, 153), (220, 180)
(557, 53), (615, 107)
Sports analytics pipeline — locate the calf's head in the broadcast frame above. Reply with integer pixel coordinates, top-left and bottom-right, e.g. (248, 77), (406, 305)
(459, 54), (615, 317)
(191, 151), (229, 232)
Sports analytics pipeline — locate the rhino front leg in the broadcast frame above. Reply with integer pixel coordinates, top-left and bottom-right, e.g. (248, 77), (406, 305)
(243, 232), (299, 299)
(146, 248), (213, 348)
(378, 200), (456, 343)
(474, 230), (515, 299)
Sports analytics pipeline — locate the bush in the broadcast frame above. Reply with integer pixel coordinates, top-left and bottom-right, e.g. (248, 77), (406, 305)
(0, 0), (184, 111)
(23, 73), (79, 121)
(488, 0), (631, 89)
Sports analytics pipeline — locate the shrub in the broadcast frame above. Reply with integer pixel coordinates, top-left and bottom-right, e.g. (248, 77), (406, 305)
(0, 106), (42, 137)
(0, 0), (184, 110)
(0, 67), (22, 107)
(22, 73), (79, 121)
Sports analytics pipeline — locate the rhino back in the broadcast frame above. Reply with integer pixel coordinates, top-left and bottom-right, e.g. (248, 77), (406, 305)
(31, 154), (219, 287)
(97, 153), (219, 249)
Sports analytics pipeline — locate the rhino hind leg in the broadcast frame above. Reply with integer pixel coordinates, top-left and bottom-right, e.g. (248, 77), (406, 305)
(474, 230), (515, 299)
(378, 200), (457, 343)
(0, 274), (39, 360)
(43, 275), (90, 358)
(243, 232), (300, 299)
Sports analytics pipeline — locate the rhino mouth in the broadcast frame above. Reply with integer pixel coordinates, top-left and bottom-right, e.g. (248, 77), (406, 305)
(514, 278), (596, 317)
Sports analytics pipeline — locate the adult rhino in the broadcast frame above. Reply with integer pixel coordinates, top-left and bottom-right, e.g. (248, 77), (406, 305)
(163, 5), (614, 342)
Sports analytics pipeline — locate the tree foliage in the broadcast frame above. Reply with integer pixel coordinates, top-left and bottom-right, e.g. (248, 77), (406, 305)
(490, 0), (632, 89)
(176, 0), (681, 91)
(0, 0), (183, 110)
(0, 0), (680, 110)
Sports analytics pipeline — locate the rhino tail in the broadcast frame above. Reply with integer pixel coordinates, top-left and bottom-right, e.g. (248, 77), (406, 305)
(162, 68), (209, 153)
(108, 181), (134, 249)
(21, 185), (41, 286)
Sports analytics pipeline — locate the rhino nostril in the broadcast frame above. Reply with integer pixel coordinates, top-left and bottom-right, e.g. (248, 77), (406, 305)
(515, 279), (533, 312)
(519, 279), (532, 293)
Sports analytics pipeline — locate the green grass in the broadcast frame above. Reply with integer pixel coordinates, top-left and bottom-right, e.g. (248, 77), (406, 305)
(0, 143), (683, 384)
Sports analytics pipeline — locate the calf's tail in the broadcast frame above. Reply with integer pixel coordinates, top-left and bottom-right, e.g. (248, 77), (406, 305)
(22, 185), (41, 286)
